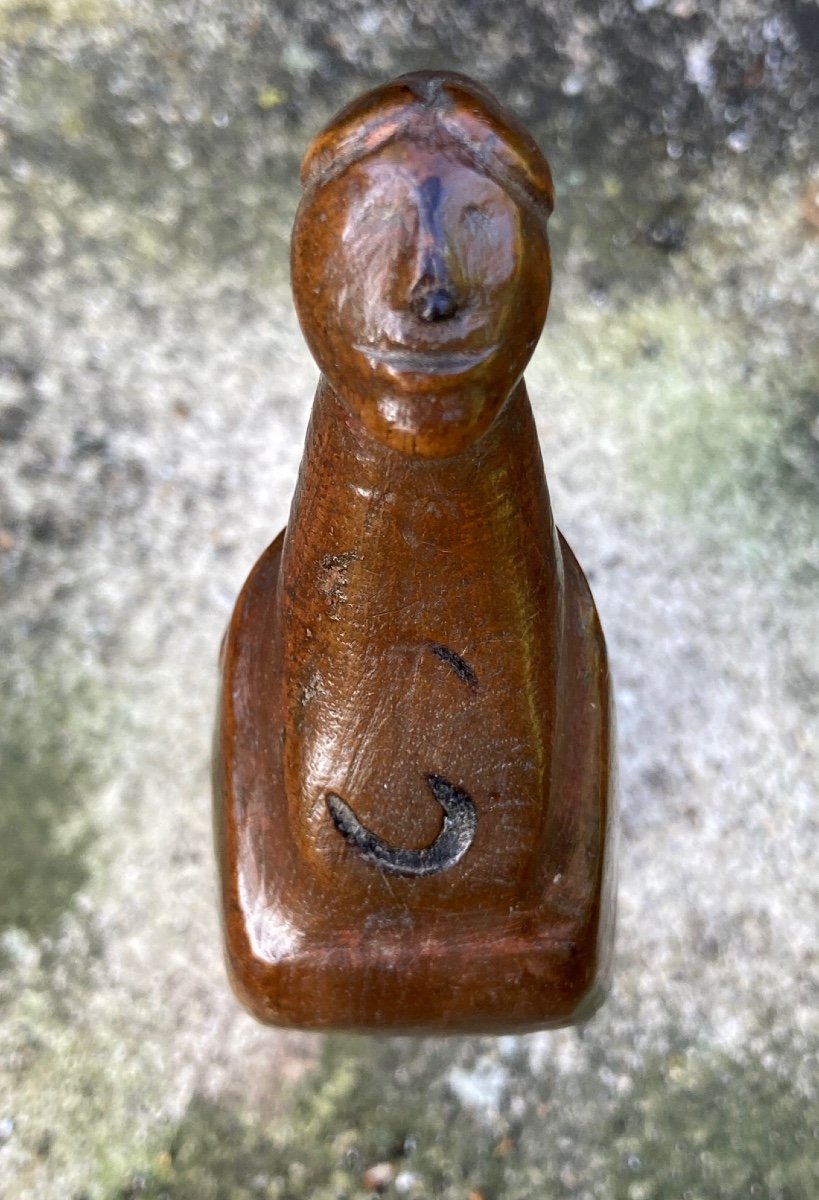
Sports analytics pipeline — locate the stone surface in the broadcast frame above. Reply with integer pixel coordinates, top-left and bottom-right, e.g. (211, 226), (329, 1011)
(0, 2), (817, 1198)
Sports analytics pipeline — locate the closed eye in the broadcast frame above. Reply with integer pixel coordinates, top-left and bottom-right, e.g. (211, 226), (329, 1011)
(461, 203), (489, 227)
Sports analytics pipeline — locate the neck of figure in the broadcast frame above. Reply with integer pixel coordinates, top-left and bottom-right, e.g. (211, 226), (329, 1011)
(281, 375), (562, 585)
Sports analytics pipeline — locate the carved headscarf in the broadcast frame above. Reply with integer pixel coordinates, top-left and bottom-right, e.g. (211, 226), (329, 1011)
(299, 71), (554, 236)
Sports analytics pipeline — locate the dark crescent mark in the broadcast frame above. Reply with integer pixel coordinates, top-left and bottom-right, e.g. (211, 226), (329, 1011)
(326, 773), (477, 877)
(427, 642), (479, 689)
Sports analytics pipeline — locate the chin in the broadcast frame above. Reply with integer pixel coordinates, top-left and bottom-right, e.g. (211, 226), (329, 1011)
(371, 391), (496, 459)
(326, 359), (511, 458)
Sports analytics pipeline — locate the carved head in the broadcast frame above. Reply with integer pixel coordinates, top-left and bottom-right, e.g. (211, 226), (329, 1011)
(292, 71), (554, 458)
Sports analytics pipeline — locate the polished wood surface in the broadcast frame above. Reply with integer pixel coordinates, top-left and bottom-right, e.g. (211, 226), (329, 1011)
(213, 70), (617, 1032)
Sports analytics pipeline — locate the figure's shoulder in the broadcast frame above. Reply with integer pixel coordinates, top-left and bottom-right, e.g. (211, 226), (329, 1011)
(220, 529), (285, 680)
(558, 528), (609, 669)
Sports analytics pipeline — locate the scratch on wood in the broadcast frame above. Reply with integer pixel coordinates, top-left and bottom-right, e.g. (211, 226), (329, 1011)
(427, 642), (479, 689)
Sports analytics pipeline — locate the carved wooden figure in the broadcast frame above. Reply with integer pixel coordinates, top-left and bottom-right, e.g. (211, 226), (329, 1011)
(213, 71), (616, 1033)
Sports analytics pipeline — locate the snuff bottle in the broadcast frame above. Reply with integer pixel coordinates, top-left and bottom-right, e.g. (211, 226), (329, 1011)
(213, 70), (617, 1033)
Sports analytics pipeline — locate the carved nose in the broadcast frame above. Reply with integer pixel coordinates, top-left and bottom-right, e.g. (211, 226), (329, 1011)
(411, 280), (458, 322)
(410, 266), (459, 322)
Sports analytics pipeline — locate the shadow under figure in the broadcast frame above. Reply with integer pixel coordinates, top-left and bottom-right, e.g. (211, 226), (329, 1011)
(213, 70), (617, 1033)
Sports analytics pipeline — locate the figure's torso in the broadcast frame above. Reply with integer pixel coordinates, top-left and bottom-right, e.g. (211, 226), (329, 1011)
(276, 380), (569, 926)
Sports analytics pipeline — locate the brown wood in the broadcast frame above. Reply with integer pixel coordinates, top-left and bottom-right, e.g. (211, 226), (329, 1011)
(213, 70), (617, 1033)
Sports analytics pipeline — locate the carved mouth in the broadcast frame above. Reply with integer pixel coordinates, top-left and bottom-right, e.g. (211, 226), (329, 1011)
(354, 343), (496, 375)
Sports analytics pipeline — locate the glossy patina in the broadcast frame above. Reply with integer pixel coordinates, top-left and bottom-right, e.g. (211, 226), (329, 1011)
(213, 70), (617, 1032)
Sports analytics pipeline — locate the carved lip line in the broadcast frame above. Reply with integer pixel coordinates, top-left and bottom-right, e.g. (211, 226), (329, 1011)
(354, 343), (496, 374)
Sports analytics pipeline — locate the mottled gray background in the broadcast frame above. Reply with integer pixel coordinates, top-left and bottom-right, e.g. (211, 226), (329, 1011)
(1, 1), (817, 1197)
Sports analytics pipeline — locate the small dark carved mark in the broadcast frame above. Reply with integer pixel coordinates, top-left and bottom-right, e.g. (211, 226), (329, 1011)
(427, 643), (478, 689)
(326, 773), (477, 877)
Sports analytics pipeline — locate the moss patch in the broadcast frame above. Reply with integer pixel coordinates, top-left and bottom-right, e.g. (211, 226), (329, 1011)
(600, 1043), (819, 1199)
(539, 295), (819, 542)
(0, 0), (111, 43)
(0, 673), (103, 943)
(110, 1022), (819, 1200)
(112, 1037), (512, 1200)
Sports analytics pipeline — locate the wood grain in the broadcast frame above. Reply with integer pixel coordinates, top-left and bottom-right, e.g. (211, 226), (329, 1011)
(213, 70), (617, 1032)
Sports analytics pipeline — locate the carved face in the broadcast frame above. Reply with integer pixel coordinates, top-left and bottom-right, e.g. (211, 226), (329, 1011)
(292, 138), (551, 458)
